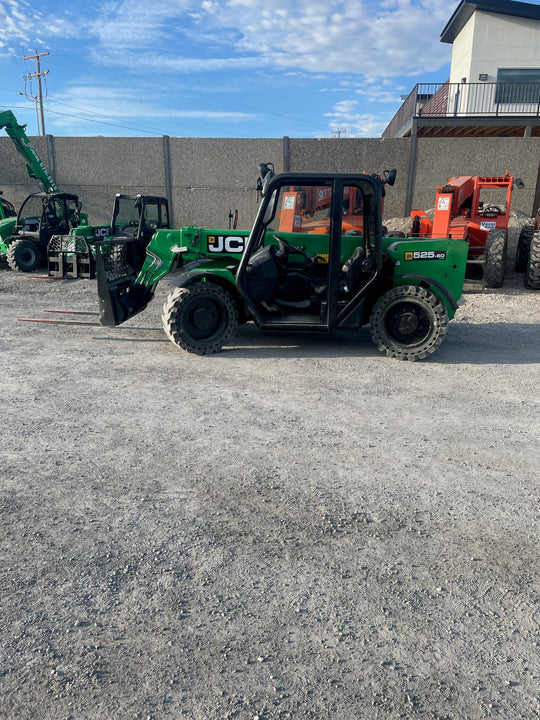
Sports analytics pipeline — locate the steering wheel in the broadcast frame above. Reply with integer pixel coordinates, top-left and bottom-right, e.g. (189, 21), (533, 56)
(482, 205), (502, 216)
(273, 234), (308, 258)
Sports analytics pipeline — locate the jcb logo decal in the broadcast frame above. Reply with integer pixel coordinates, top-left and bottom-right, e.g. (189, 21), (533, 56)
(208, 235), (246, 253)
(405, 250), (447, 261)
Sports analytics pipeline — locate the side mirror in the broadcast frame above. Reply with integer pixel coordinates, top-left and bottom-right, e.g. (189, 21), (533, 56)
(256, 162), (275, 201)
(384, 169), (397, 186)
(258, 162), (275, 180)
(514, 178), (525, 189)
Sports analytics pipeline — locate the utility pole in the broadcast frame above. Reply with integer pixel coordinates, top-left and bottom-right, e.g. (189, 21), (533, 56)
(332, 128), (349, 138)
(23, 50), (49, 136)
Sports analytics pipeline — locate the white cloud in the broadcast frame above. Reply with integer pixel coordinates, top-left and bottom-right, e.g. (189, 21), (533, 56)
(0, 0), (35, 46)
(324, 98), (390, 137)
(0, 0), (86, 47)
(205, 0), (453, 80)
(81, 0), (454, 82)
(1, 0), (455, 81)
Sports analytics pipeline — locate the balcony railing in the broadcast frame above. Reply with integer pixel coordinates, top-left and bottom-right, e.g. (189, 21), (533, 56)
(382, 82), (540, 138)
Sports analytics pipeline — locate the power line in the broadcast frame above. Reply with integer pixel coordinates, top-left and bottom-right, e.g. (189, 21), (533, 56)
(332, 128), (349, 138)
(42, 105), (165, 136)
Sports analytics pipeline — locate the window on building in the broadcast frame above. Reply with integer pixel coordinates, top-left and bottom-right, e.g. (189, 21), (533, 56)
(495, 69), (540, 104)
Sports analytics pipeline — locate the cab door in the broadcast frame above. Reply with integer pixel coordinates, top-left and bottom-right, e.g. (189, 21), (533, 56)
(237, 176), (336, 330)
(236, 173), (381, 332)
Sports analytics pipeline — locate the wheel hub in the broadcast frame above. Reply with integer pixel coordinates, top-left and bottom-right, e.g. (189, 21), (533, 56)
(192, 306), (216, 331)
(396, 311), (419, 335)
(385, 300), (430, 346)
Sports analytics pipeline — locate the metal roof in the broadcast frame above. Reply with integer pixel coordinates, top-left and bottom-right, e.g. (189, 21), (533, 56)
(441, 0), (540, 44)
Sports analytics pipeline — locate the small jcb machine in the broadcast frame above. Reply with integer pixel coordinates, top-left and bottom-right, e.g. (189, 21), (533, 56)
(95, 166), (468, 361)
(47, 193), (170, 279)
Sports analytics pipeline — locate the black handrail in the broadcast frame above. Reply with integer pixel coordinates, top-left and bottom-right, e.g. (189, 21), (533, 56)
(382, 81), (540, 138)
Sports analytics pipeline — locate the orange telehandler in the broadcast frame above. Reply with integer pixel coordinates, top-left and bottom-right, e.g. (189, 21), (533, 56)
(409, 174), (523, 287)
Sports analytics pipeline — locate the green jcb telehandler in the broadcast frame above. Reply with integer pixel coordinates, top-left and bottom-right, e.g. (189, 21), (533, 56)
(47, 193), (170, 279)
(95, 165), (469, 361)
(4, 191), (86, 272)
(0, 109), (89, 271)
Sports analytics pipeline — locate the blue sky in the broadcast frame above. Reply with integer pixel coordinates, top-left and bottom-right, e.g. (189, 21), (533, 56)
(0, 0), (458, 138)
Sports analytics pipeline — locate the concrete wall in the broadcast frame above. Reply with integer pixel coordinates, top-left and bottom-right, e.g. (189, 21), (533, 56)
(54, 136), (169, 225)
(168, 138), (282, 229)
(411, 137), (540, 213)
(0, 135), (538, 229)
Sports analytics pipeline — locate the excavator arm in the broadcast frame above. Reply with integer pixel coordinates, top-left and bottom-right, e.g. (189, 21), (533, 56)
(0, 110), (59, 193)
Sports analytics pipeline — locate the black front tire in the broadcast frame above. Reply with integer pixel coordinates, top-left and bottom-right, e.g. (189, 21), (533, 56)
(7, 238), (43, 272)
(515, 224), (533, 273)
(524, 231), (540, 290)
(370, 285), (449, 361)
(483, 229), (507, 288)
(162, 282), (238, 355)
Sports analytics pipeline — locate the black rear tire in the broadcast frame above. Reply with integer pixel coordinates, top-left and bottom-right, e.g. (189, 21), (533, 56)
(524, 231), (540, 290)
(483, 229), (507, 288)
(7, 238), (43, 272)
(162, 282), (238, 355)
(370, 285), (449, 361)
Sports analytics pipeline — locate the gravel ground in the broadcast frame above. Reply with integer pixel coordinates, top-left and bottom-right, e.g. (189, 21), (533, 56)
(0, 230), (539, 719)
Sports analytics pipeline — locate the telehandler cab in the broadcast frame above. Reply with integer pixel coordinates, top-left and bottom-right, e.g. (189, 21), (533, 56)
(5, 191), (86, 272)
(95, 166), (468, 361)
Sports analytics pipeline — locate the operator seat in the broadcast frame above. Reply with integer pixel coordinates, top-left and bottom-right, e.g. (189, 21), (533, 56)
(341, 245), (366, 291)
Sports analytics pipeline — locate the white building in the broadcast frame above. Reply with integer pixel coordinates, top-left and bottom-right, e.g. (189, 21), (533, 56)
(446, 0), (540, 87)
(383, 0), (540, 139)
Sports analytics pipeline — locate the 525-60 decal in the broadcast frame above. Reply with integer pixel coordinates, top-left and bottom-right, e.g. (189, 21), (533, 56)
(404, 250), (447, 261)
